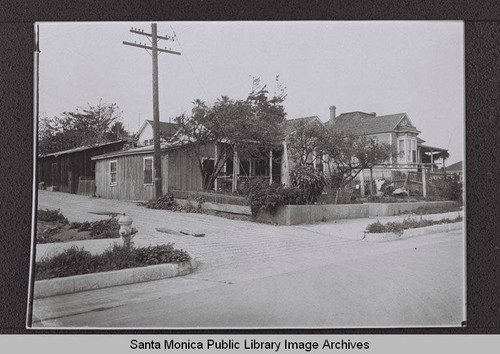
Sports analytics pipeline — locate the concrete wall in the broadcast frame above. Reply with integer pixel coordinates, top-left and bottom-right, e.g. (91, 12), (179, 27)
(366, 201), (457, 217)
(255, 200), (457, 225)
(176, 198), (252, 215)
(256, 204), (370, 225)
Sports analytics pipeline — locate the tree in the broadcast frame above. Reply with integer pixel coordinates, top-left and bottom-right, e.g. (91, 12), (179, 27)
(172, 77), (287, 191)
(316, 130), (395, 193)
(287, 119), (325, 167)
(38, 100), (125, 155)
(352, 136), (396, 195)
(104, 121), (129, 141)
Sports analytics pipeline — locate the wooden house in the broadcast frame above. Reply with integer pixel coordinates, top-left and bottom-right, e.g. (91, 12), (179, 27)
(92, 141), (285, 200)
(325, 105), (448, 178)
(135, 120), (178, 147)
(37, 139), (132, 194)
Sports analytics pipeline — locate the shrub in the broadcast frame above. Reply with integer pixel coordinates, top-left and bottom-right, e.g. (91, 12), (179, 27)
(290, 165), (325, 204)
(35, 243), (191, 280)
(36, 246), (99, 280)
(37, 209), (68, 224)
(428, 175), (463, 203)
(242, 178), (306, 217)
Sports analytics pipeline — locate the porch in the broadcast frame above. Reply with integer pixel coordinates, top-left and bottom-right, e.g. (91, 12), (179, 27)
(208, 146), (284, 193)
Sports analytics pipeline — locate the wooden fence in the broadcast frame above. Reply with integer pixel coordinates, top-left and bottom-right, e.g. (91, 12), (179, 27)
(77, 176), (96, 196)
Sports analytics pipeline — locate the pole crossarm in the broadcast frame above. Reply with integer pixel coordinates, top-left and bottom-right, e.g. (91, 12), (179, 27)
(129, 28), (174, 41)
(122, 23), (180, 198)
(122, 41), (181, 55)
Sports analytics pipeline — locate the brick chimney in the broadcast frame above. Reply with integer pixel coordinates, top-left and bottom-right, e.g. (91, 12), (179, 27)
(329, 105), (336, 124)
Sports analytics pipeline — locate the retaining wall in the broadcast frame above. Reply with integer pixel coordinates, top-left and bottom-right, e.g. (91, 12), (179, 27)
(175, 198), (252, 215)
(256, 204), (370, 225)
(366, 201), (457, 217)
(176, 197), (457, 225)
(255, 200), (457, 226)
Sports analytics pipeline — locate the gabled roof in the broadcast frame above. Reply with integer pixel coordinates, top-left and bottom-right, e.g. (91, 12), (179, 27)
(284, 116), (324, 135)
(136, 120), (179, 138)
(40, 139), (130, 158)
(446, 160), (462, 171)
(327, 111), (420, 135)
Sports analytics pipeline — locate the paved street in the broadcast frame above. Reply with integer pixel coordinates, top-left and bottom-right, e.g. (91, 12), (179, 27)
(32, 190), (465, 328)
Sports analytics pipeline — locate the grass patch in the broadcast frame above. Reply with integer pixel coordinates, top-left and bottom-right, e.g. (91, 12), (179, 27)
(35, 243), (191, 280)
(366, 215), (463, 234)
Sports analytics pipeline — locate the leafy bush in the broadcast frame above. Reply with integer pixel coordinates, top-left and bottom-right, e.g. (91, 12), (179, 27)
(36, 247), (99, 280)
(37, 209), (68, 224)
(242, 178), (306, 217)
(428, 175), (463, 203)
(290, 165), (325, 204)
(35, 243), (191, 280)
(366, 215), (463, 233)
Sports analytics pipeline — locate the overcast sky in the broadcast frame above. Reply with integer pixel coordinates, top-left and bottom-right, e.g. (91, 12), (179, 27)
(38, 21), (464, 164)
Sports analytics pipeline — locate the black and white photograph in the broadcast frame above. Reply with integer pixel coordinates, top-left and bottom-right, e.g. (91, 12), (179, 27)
(29, 21), (465, 329)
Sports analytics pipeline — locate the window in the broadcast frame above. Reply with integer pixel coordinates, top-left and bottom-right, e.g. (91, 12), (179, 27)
(110, 161), (117, 185)
(398, 137), (417, 163)
(411, 140), (417, 163)
(144, 157), (153, 184)
(398, 140), (405, 161)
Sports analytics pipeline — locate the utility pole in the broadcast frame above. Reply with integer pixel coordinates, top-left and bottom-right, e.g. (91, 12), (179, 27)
(123, 23), (180, 198)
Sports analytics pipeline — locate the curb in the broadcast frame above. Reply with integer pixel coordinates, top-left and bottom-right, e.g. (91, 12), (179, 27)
(363, 222), (463, 242)
(34, 257), (198, 299)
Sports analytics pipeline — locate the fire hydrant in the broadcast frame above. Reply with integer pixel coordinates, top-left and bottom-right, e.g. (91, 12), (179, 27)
(118, 214), (136, 248)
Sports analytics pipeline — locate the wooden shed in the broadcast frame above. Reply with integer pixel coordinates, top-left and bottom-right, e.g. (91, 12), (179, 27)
(37, 140), (131, 194)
